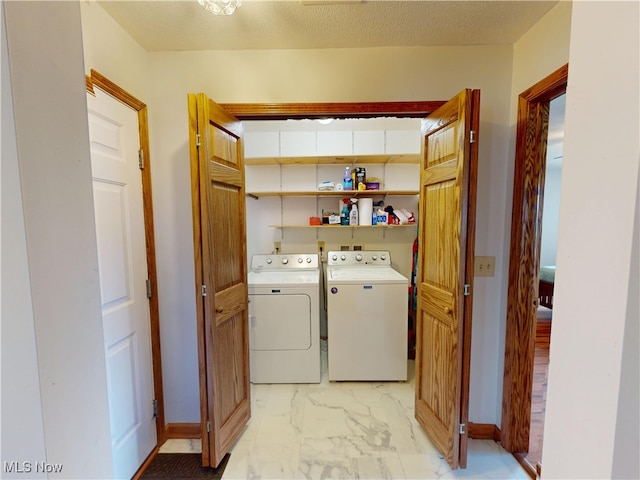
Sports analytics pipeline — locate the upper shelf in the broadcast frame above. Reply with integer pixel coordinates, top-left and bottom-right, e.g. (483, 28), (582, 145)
(247, 190), (418, 198)
(244, 153), (420, 166)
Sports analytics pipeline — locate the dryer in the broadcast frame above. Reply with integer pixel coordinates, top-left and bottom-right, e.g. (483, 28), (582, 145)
(248, 253), (321, 383)
(326, 250), (408, 381)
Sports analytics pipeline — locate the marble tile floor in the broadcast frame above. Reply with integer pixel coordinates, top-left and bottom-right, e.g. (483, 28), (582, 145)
(161, 342), (529, 480)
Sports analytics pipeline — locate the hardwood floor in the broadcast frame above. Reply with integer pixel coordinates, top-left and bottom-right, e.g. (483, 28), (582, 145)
(525, 314), (551, 471)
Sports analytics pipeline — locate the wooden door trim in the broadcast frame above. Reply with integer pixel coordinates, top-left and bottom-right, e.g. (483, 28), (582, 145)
(501, 64), (568, 452)
(220, 101), (446, 120)
(86, 70), (166, 446)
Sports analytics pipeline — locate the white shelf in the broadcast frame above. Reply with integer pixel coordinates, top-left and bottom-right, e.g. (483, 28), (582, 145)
(244, 153), (420, 166)
(247, 190), (418, 198)
(270, 224), (417, 229)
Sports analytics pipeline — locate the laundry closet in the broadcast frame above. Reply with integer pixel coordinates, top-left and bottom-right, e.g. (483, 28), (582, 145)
(243, 117), (421, 382)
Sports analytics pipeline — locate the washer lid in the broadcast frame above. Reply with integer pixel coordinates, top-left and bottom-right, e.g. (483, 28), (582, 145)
(327, 266), (408, 284)
(248, 269), (320, 286)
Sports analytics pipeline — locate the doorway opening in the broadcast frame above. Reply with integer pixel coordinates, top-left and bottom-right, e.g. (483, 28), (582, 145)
(501, 64), (568, 478)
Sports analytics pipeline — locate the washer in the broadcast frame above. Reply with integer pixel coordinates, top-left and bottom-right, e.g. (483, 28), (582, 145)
(248, 253), (321, 383)
(326, 250), (408, 381)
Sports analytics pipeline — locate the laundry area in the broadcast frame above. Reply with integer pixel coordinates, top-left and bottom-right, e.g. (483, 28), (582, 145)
(244, 117), (420, 383)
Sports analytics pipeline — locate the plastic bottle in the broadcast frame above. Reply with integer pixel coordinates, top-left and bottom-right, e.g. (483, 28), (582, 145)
(349, 199), (358, 225)
(340, 200), (350, 226)
(343, 166), (353, 190)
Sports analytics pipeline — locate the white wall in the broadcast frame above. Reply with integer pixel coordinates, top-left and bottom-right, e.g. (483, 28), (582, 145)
(540, 164), (562, 267)
(542, 2), (639, 478)
(2, 2), (113, 477)
(1, 5), (47, 477)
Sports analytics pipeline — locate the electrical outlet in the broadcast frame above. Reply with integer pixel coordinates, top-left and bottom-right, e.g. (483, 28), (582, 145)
(474, 256), (495, 277)
(353, 245), (363, 251)
(317, 241), (325, 251)
(274, 241), (281, 253)
(340, 245), (350, 251)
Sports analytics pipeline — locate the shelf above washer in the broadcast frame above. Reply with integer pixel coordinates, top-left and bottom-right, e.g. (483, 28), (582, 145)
(247, 190), (418, 198)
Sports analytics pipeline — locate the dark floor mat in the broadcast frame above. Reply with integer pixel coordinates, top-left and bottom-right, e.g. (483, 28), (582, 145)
(140, 453), (229, 479)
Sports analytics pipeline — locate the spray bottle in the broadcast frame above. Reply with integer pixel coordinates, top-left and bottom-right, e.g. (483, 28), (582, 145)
(349, 198), (358, 226)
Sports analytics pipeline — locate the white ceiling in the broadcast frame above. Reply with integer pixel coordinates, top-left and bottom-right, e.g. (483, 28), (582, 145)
(97, 0), (558, 52)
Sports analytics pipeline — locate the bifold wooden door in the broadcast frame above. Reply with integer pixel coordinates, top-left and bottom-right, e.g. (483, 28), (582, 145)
(414, 89), (480, 469)
(188, 93), (251, 467)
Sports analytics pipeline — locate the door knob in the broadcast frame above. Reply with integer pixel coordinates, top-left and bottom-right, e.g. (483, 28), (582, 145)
(444, 307), (452, 315)
(215, 307), (224, 313)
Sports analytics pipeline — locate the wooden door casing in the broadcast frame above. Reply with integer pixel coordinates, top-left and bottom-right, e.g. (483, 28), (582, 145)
(414, 89), (480, 469)
(502, 65), (568, 454)
(188, 93), (250, 468)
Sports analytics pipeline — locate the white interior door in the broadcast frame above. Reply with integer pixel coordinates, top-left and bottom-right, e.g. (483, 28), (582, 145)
(87, 88), (156, 479)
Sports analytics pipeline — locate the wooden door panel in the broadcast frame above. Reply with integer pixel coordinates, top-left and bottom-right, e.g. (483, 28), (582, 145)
(214, 283), (248, 326)
(414, 89), (479, 470)
(189, 94), (250, 468)
(417, 308), (457, 449)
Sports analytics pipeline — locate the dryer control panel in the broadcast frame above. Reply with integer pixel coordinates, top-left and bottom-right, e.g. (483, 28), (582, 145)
(326, 250), (392, 266)
(251, 253), (319, 271)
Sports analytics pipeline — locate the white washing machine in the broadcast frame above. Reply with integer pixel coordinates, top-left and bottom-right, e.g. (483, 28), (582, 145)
(248, 253), (321, 383)
(327, 250), (408, 381)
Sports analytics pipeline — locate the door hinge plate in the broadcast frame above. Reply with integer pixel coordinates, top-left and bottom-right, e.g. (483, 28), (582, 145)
(153, 399), (158, 418)
(459, 423), (466, 435)
(138, 148), (145, 169)
(201, 284), (207, 297)
(196, 133), (202, 148)
(470, 130), (476, 144)
(464, 284), (471, 296)
(146, 279), (152, 298)
(206, 421), (211, 433)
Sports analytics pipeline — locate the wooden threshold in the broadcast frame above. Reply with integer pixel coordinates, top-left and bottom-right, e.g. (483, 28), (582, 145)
(165, 422), (201, 439)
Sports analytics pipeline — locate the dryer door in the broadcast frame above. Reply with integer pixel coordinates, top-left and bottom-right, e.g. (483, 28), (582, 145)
(249, 294), (312, 350)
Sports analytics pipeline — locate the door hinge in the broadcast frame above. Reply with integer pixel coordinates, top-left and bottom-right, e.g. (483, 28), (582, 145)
(464, 284), (471, 296)
(152, 399), (158, 418)
(146, 279), (152, 299)
(201, 284), (207, 297)
(138, 148), (145, 169)
(196, 133), (202, 148)
(459, 423), (466, 435)
(470, 130), (476, 144)
(206, 421), (211, 433)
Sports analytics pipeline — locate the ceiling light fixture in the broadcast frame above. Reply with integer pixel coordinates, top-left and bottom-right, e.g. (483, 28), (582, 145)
(198, 0), (241, 15)
(316, 118), (334, 125)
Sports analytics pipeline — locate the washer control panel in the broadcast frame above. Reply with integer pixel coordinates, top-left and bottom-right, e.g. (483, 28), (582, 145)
(251, 253), (319, 270)
(326, 251), (391, 266)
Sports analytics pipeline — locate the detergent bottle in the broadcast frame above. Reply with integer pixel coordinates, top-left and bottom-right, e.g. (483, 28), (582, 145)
(343, 166), (353, 190)
(340, 200), (350, 226)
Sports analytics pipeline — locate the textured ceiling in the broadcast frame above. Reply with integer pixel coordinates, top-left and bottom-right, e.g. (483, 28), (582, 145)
(97, 0), (558, 52)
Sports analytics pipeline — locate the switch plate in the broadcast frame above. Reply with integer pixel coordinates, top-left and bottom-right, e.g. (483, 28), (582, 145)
(475, 256), (495, 277)
(317, 240), (325, 251)
(274, 241), (281, 253)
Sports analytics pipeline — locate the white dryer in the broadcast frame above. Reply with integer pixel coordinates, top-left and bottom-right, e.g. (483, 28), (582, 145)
(248, 253), (321, 383)
(326, 250), (408, 381)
